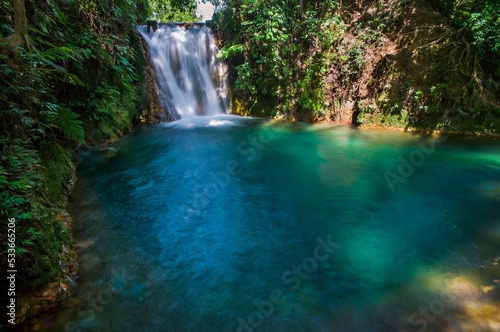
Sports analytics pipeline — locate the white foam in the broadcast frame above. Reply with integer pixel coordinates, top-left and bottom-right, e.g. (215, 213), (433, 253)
(161, 114), (251, 129)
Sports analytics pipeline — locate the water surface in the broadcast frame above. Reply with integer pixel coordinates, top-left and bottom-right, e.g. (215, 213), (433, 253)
(30, 116), (500, 331)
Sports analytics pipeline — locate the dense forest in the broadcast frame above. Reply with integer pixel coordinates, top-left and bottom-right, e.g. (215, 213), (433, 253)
(211, 0), (500, 133)
(1, 0), (499, 326)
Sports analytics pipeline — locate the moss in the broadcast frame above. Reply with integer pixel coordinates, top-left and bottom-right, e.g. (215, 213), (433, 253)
(39, 143), (72, 204)
(247, 99), (278, 118)
(230, 96), (278, 118)
(8, 143), (74, 289)
(19, 215), (63, 287)
(130, 31), (151, 120)
(84, 84), (139, 142)
(24, 257), (54, 287)
(98, 104), (134, 139)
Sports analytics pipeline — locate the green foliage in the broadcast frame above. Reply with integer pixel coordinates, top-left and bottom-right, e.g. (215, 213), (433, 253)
(148, 0), (198, 22)
(467, 3), (500, 73)
(0, 139), (70, 282)
(212, 0), (499, 130)
(43, 103), (85, 142)
(342, 45), (365, 81)
(213, 0), (344, 118)
(0, 0), (156, 290)
(433, 0), (500, 79)
(217, 44), (245, 60)
(39, 143), (72, 203)
(0, 140), (41, 218)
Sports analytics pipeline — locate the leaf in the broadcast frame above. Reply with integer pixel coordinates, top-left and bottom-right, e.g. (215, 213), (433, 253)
(0, 64), (14, 76)
(14, 212), (32, 220)
(55, 107), (85, 142)
(14, 247), (29, 256)
(53, 71), (84, 86)
(217, 44), (245, 60)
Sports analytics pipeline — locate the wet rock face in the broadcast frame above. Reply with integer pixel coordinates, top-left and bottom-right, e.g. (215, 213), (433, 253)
(138, 36), (163, 125)
(16, 253), (77, 326)
(17, 279), (71, 324)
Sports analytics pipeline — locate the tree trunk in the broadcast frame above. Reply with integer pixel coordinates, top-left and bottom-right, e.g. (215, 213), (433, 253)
(8, 0), (30, 49)
(298, 0), (303, 16)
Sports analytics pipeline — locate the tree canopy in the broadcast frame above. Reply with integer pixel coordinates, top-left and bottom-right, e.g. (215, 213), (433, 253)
(148, 0), (199, 22)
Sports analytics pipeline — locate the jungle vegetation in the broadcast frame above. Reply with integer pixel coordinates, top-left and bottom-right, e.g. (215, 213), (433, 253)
(209, 0), (500, 132)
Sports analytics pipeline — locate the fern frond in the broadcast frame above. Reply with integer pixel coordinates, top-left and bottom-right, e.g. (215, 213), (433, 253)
(55, 106), (85, 142)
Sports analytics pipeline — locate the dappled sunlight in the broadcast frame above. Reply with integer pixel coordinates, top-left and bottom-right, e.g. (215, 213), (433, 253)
(446, 275), (483, 304)
(406, 257), (500, 330)
(450, 273), (500, 331)
(461, 302), (500, 331)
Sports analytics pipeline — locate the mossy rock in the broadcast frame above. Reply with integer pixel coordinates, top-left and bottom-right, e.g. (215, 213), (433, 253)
(39, 143), (72, 204)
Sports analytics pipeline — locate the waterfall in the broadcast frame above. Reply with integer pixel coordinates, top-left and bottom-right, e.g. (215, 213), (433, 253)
(139, 24), (229, 120)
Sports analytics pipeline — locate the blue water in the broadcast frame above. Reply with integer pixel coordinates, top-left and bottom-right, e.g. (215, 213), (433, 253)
(28, 116), (500, 331)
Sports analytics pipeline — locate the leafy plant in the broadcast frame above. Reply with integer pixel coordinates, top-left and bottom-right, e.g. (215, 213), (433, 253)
(0, 0), (158, 290)
(211, 0), (343, 118)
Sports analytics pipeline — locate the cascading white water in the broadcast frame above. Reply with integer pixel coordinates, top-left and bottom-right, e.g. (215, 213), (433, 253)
(139, 24), (229, 120)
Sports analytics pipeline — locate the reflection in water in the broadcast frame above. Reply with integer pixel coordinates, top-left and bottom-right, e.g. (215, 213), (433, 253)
(22, 120), (500, 332)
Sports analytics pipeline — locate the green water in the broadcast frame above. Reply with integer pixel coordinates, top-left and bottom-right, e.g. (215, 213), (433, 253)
(28, 116), (499, 331)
